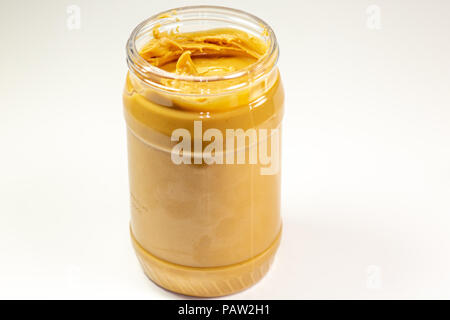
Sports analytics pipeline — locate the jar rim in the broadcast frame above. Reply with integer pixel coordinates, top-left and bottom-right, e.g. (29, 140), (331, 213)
(126, 5), (279, 92)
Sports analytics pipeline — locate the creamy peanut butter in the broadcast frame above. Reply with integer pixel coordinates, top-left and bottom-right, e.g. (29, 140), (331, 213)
(140, 28), (266, 76)
(124, 7), (284, 297)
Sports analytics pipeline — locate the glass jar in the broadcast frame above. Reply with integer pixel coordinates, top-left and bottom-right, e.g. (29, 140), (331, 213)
(124, 6), (284, 297)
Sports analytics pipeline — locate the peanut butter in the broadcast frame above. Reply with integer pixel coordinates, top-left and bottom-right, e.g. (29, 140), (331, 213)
(124, 7), (284, 297)
(140, 28), (265, 76)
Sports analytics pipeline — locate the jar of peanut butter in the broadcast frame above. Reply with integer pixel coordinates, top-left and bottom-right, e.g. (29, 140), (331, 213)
(124, 6), (284, 297)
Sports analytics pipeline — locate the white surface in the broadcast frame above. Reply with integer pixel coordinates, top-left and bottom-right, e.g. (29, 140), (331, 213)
(1, 0), (450, 299)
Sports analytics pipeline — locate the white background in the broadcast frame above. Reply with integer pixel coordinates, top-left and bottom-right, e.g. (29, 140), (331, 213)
(1, 0), (450, 299)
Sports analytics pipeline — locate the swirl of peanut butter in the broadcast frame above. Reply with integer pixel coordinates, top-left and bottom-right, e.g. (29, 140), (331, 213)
(139, 28), (267, 76)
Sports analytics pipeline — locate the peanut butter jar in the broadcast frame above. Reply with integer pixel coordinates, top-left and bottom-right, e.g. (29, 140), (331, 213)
(123, 6), (284, 297)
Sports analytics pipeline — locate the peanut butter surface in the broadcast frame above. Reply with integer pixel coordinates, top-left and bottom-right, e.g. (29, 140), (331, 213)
(139, 28), (267, 76)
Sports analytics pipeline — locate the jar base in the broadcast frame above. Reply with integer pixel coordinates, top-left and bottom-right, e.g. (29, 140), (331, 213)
(130, 227), (282, 297)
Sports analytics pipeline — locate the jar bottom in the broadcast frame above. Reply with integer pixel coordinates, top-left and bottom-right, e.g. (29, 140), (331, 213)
(130, 225), (282, 297)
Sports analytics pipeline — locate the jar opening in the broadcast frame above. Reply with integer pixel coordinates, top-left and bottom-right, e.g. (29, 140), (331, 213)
(126, 6), (279, 95)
